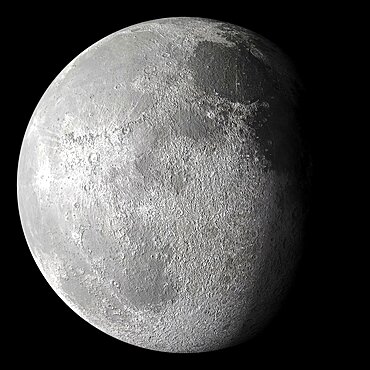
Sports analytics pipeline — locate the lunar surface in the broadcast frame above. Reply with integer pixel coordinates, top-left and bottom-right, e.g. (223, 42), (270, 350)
(17, 17), (309, 352)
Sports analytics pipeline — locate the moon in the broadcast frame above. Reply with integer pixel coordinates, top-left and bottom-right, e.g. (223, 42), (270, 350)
(17, 17), (309, 352)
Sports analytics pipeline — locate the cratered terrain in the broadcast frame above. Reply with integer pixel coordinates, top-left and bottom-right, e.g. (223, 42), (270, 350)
(17, 17), (309, 352)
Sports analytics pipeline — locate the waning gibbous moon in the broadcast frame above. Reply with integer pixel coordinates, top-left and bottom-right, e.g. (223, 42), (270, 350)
(17, 17), (310, 352)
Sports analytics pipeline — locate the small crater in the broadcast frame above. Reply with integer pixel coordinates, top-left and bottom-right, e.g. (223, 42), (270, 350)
(250, 46), (264, 60)
(114, 83), (123, 90)
(111, 280), (121, 289)
(83, 183), (92, 192)
(144, 65), (157, 75)
(122, 126), (131, 136)
(222, 275), (231, 284)
(88, 152), (100, 164)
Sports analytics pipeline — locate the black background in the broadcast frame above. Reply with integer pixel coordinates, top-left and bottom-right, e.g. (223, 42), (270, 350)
(8, 2), (348, 367)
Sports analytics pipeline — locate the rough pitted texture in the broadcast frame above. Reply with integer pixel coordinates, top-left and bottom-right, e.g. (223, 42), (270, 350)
(17, 17), (308, 352)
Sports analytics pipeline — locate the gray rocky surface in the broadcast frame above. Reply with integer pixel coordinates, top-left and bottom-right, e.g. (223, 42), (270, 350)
(17, 17), (308, 352)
